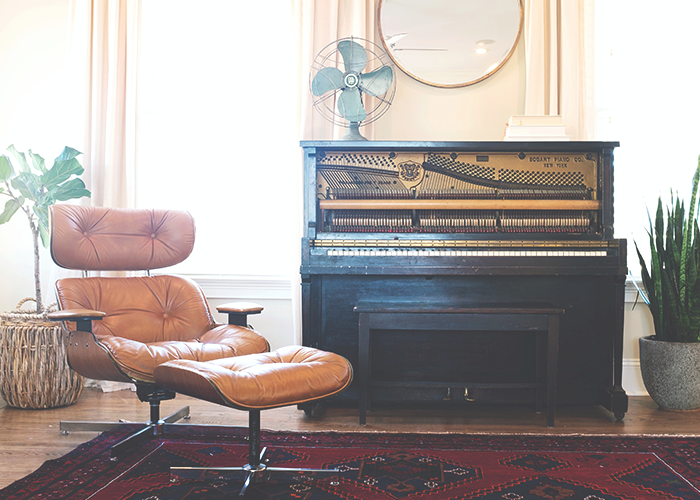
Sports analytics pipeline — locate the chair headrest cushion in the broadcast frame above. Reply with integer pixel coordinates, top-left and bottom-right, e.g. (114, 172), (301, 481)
(50, 205), (195, 271)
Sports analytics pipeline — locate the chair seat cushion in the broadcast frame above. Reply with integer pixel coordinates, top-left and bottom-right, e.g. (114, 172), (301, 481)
(98, 325), (269, 383)
(153, 346), (353, 410)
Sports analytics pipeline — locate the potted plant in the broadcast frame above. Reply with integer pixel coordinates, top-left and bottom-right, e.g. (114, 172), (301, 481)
(0, 145), (91, 409)
(635, 155), (700, 411)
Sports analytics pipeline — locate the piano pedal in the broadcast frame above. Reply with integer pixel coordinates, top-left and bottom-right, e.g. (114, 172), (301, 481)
(464, 388), (475, 402)
(443, 388), (452, 401)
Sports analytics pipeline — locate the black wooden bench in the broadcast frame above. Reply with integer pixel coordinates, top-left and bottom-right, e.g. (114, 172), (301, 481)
(354, 300), (564, 427)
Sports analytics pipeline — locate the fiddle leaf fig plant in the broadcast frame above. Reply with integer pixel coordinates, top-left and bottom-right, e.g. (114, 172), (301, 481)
(0, 145), (91, 314)
(635, 155), (700, 342)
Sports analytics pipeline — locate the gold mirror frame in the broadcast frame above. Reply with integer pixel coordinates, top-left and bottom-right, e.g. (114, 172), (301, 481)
(378, 0), (523, 89)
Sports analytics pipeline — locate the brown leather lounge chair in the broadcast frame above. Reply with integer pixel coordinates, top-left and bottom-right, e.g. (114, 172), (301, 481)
(47, 205), (270, 458)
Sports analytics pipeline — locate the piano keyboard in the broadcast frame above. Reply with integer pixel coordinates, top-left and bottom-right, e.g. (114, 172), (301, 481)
(326, 249), (608, 257)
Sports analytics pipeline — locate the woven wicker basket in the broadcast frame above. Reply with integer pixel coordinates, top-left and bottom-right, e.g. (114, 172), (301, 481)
(0, 298), (84, 409)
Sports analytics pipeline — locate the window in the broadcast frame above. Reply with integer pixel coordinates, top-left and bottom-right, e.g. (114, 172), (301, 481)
(596, 2), (700, 274)
(135, 1), (298, 277)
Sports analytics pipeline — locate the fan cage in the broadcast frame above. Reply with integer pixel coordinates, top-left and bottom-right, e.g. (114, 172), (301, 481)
(309, 36), (396, 128)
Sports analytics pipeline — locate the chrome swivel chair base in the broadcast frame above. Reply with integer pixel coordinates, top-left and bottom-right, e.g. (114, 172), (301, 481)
(59, 384), (190, 459)
(169, 409), (341, 497)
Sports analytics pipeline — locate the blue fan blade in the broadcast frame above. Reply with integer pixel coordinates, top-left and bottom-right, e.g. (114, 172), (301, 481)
(337, 88), (367, 122)
(311, 67), (344, 96)
(359, 66), (393, 97)
(337, 40), (367, 74)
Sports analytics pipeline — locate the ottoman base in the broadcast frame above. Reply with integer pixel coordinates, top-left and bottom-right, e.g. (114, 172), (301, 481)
(170, 409), (340, 496)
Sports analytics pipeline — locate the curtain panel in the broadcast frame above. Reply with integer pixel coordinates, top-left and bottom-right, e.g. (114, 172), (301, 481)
(523, 0), (595, 140)
(67, 0), (139, 208)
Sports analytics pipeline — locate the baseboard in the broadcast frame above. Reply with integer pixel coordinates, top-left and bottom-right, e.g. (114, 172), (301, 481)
(622, 358), (647, 396)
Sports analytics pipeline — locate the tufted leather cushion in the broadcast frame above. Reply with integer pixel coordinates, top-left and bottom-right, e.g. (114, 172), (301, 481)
(55, 275), (270, 383)
(50, 205), (195, 271)
(153, 346), (353, 410)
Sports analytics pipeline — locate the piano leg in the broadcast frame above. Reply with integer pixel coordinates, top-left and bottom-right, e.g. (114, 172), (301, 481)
(597, 274), (628, 420)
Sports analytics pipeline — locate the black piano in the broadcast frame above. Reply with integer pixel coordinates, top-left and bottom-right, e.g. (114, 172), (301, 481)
(300, 140), (628, 419)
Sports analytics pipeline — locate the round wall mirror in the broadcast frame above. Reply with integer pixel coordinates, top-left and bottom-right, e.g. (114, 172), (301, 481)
(378, 0), (523, 88)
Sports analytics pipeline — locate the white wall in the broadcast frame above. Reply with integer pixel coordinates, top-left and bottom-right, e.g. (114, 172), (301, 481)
(0, 0), (72, 315)
(375, 36), (525, 141)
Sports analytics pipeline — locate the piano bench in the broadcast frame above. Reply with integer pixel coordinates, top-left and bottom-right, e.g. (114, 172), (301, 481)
(353, 300), (564, 427)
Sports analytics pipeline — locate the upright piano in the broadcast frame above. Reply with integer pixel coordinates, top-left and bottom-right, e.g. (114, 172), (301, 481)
(300, 141), (628, 419)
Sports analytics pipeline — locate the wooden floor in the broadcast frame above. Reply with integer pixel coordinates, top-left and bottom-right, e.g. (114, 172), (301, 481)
(1, 388), (699, 489)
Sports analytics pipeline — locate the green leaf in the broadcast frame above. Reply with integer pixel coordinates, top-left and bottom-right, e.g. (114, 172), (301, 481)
(688, 272), (700, 341)
(681, 160), (700, 307)
(636, 241), (662, 336)
(33, 203), (49, 232)
(6, 145), (30, 173)
(38, 223), (49, 248)
(649, 201), (665, 339)
(28, 150), (47, 173)
(52, 178), (91, 201)
(0, 198), (21, 225)
(41, 157), (84, 189)
(0, 154), (14, 181)
(54, 146), (82, 162)
(11, 172), (41, 201)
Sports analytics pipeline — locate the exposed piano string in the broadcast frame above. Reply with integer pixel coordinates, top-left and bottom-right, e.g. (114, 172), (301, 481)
(418, 169), (497, 199)
(499, 187), (589, 200)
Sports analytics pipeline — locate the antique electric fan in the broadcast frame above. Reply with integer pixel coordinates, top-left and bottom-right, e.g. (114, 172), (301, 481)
(310, 37), (396, 140)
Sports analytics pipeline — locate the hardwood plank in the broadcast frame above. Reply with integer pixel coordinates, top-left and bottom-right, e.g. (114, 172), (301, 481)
(0, 388), (697, 489)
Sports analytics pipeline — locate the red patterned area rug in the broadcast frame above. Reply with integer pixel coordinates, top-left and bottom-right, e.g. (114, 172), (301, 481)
(3, 425), (700, 499)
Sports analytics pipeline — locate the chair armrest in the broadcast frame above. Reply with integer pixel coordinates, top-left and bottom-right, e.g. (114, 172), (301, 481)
(216, 301), (263, 327)
(48, 309), (106, 321)
(48, 309), (105, 333)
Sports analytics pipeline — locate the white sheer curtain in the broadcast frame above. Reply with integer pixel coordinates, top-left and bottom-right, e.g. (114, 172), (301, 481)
(523, 0), (595, 140)
(67, 0), (139, 208)
(65, 1), (143, 391)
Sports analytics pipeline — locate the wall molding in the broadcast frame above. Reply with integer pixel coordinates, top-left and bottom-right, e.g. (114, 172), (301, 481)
(184, 274), (293, 300)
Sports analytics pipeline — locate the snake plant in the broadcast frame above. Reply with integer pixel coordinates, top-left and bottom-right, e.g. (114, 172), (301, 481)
(635, 155), (700, 342)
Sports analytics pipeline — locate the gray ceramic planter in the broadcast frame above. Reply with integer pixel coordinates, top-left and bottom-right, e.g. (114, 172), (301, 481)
(639, 335), (700, 411)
